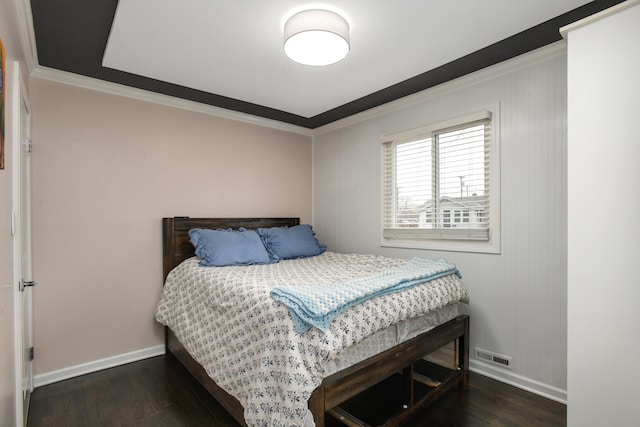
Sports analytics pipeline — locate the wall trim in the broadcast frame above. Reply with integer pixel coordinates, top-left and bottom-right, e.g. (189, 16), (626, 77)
(32, 345), (567, 405)
(560, 0), (639, 38)
(470, 359), (567, 404)
(33, 345), (165, 388)
(12, 60), (30, 427)
(17, 0), (310, 135)
(13, 0), (39, 74)
(26, 41), (565, 140)
(314, 41), (566, 136)
(30, 66), (314, 137)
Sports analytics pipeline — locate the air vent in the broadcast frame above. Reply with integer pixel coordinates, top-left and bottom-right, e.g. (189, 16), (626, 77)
(475, 348), (512, 369)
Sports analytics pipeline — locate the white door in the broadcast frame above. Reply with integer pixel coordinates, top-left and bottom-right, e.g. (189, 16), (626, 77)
(12, 61), (33, 427)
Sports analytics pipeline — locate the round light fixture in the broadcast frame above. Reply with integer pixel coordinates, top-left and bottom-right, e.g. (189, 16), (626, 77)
(284, 9), (350, 66)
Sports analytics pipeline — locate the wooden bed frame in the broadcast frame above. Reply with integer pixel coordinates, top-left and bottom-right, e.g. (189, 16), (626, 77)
(162, 217), (469, 427)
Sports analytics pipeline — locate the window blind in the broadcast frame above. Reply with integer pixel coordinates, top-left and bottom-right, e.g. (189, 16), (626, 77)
(383, 113), (491, 242)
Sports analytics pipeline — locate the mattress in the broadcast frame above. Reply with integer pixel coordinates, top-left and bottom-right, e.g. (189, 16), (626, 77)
(323, 302), (460, 376)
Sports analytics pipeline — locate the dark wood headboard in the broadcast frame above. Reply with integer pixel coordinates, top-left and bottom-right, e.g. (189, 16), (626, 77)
(162, 217), (300, 280)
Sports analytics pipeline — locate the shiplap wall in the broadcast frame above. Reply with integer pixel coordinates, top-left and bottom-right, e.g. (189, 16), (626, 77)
(313, 43), (568, 401)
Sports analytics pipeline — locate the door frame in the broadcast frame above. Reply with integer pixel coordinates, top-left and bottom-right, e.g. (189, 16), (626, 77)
(11, 60), (33, 427)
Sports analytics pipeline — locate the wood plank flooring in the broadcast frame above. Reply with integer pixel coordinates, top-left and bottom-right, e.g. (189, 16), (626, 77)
(28, 355), (566, 427)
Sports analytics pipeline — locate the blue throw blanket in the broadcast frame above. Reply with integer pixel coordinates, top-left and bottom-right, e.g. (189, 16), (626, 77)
(271, 257), (461, 333)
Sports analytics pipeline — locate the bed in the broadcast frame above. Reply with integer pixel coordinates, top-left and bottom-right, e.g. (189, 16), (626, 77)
(158, 217), (470, 427)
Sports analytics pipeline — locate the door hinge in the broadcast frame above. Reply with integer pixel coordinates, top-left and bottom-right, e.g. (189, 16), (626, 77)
(29, 347), (34, 361)
(19, 280), (36, 292)
(23, 138), (32, 153)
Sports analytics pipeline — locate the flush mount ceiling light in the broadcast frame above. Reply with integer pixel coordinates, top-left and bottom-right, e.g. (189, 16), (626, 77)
(284, 9), (350, 66)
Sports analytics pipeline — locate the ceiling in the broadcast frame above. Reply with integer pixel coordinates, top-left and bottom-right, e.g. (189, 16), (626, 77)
(29, 0), (622, 129)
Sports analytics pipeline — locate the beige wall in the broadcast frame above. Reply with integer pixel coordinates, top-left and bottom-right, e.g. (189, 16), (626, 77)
(29, 78), (312, 375)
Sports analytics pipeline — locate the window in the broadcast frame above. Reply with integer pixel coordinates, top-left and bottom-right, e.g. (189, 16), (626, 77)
(382, 109), (500, 253)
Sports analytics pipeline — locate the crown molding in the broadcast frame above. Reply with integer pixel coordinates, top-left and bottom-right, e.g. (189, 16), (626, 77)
(13, 0), (39, 73)
(28, 40), (565, 140)
(560, 0), (639, 38)
(30, 66), (314, 136)
(18, 0), (311, 136)
(314, 41), (567, 136)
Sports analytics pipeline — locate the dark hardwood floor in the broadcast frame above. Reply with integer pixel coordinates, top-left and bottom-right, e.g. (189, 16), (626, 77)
(28, 355), (566, 427)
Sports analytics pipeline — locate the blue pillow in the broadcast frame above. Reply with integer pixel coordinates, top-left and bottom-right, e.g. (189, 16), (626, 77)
(257, 224), (327, 261)
(189, 228), (272, 267)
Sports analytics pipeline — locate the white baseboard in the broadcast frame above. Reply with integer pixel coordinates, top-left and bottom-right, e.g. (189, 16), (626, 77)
(470, 359), (567, 404)
(34, 346), (566, 405)
(34, 345), (165, 388)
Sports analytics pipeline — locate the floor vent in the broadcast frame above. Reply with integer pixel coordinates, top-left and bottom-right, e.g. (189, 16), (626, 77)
(475, 348), (512, 369)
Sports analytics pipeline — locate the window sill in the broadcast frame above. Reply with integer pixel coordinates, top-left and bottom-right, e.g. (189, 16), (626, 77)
(381, 238), (500, 254)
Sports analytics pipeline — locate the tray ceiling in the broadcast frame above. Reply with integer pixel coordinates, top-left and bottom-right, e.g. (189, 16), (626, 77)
(30, 0), (622, 128)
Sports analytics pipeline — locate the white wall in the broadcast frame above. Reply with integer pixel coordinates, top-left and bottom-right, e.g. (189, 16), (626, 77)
(565, 2), (640, 426)
(313, 43), (568, 401)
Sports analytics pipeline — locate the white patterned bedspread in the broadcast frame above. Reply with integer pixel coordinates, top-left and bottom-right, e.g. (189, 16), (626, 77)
(155, 252), (468, 427)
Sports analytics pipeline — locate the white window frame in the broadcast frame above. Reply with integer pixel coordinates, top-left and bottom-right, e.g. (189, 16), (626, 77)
(380, 105), (501, 254)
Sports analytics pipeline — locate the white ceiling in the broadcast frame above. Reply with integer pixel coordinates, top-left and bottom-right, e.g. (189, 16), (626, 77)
(102, 0), (590, 119)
